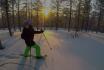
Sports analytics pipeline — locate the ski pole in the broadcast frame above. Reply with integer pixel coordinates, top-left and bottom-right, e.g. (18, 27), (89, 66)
(30, 47), (32, 66)
(42, 33), (52, 50)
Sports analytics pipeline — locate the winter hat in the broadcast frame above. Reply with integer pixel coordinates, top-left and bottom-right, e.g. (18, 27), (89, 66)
(24, 19), (32, 25)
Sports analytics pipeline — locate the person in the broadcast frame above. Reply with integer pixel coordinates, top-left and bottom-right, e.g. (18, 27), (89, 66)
(21, 20), (44, 59)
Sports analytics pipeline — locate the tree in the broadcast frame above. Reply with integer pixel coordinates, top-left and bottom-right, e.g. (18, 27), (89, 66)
(51, 0), (61, 30)
(5, 0), (12, 36)
(62, 8), (69, 29)
(16, 0), (21, 31)
(68, 0), (72, 31)
(84, 0), (91, 31)
(32, 0), (42, 29)
(0, 0), (16, 36)
(96, 0), (104, 32)
(11, 0), (16, 30)
(0, 0), (5, 28)
(74, 0), (81, 32)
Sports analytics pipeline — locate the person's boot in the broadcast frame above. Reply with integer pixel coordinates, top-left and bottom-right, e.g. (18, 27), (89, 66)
(23, 55), (29, 58)
(35, 56), (44, 59)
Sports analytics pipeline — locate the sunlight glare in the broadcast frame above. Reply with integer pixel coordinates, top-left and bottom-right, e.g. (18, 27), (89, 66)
(42, 8), (50, 16)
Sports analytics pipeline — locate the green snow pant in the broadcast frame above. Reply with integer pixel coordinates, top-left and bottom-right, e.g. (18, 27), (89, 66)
(24, 44), (41, 57)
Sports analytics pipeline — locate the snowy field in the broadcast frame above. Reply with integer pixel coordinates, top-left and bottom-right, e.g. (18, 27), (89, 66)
(0, 30), (104, 70)
(0, 30), (10, 41)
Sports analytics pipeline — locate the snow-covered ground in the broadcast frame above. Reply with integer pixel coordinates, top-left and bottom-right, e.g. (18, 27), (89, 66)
(0, 30), (104, 70)
(0, 30), (10, 41)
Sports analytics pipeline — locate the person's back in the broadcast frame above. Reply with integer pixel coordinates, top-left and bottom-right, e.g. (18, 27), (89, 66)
(22, 26), (33, 39)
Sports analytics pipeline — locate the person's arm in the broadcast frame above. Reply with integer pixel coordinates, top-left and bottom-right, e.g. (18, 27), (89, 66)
(34, 30), (44, 34)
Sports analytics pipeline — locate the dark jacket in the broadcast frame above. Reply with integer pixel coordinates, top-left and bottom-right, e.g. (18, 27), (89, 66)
(21, 26), (43, 46)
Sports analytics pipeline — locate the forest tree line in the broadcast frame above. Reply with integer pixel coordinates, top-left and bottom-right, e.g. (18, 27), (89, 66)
(0, 0), (104, 36)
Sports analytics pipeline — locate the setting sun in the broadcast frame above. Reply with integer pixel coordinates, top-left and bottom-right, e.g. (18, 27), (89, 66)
(44, 9), (49, 16)
(42, 8), (50, 16)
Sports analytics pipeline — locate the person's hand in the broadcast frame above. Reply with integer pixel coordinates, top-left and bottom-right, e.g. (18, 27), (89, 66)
(41, 29), (44, 33)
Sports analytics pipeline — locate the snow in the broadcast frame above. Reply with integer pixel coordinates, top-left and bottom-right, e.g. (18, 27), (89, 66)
(0, 30), (10, 41)
(0, 30), (104, 70)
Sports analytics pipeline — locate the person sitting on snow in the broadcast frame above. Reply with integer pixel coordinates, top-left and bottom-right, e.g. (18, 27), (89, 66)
(21, 20), (44, 59)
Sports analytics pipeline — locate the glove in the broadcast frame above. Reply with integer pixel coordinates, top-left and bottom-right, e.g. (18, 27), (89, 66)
(40, 29), (44, 33)
(41, 30), (44, 33)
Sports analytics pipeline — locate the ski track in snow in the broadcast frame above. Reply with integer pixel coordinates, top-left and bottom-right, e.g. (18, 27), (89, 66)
(0, 30), (104, 70)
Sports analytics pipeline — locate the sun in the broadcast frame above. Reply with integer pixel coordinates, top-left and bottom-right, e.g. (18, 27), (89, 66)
(44, 9), (49, 16)
(42, 8), (50, 16)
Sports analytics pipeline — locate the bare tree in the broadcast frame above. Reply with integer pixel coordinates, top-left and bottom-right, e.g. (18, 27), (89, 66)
(5, 0), (12, 36)
(55, 0), (60, 30)
(11, 0), (16, 31)
(68, 0), (72, 31)
(75, 0), (81, 32)
(96, 0), (104, 32)
(17, 0), (21, 31)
